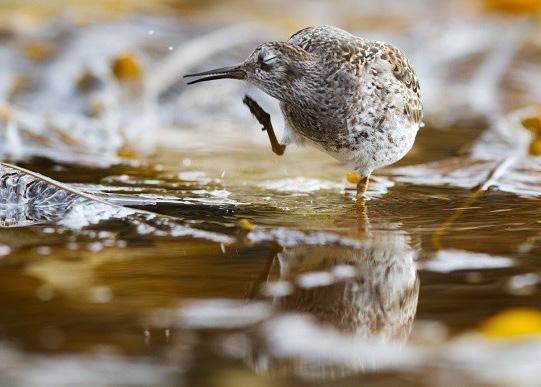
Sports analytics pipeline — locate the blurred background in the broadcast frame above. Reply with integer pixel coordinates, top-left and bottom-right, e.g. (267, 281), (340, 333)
(0, 0), (539, 164)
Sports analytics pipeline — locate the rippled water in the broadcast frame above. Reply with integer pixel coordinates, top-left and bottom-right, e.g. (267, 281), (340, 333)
(1, 124), (540, 386)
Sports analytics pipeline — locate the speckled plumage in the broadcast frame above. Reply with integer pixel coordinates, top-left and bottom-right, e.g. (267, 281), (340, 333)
(280, 26), (423, 177)
(186, 25), (423, 185)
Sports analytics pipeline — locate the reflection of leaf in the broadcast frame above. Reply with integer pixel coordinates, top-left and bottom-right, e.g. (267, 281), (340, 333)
(389, 107), (541, 198)
(479, 308), (541, 339)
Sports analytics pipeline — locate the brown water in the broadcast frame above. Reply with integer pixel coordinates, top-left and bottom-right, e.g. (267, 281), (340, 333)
(1, 123), (541, 386)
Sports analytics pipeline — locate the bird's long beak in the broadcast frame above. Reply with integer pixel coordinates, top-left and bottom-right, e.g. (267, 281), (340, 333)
(184, 65), (246, 85)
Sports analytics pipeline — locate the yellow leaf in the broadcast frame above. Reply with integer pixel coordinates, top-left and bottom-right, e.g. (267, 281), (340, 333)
(478, 308), (541, 339)
(112, 53), (141, 82)
(238, 219), (254, 232)
(346, 171), (361, 184)
(521, 109), (541, 156)
(483, 0), (541, 14)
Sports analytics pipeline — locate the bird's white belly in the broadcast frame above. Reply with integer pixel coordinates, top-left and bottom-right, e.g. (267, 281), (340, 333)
(287, 121), (419, 177)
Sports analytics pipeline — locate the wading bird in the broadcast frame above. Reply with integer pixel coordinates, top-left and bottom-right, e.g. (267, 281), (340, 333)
(185, 26), (422, 201)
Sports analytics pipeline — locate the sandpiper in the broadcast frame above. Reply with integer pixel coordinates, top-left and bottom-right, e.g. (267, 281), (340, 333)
(185, 25), (422, 200)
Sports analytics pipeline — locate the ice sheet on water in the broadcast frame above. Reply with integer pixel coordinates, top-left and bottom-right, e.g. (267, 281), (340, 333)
(0, 163), (234, 243)
(0, 344), (178, 387)
(258, 177), (344, 194)
(257, 175), (393, 200)
(0, 162), (87, 226)
(248, 228), (364, 248)
(132, 214), (233, 244)
(171, 299), (273, 329)
(420, 249), (513, 273)
(59, 202), (135, 230)
(0, 162), (138, 229)
(389, 107), (541, 198)
(75, 183), (245, 208)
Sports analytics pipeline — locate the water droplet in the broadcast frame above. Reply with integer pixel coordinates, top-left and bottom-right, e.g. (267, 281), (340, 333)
(148, 29), (154, 35)
(168, 46), (173, 51)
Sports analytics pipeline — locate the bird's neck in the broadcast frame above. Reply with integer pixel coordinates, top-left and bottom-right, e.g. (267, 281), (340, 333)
(273, 74), (325, 108)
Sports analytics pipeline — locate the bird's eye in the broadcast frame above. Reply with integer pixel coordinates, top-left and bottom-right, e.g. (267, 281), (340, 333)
(262, 55), (278, 64)
(259, 54), (278, 70)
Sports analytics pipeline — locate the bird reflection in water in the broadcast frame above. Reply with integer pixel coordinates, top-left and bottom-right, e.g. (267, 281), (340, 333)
(248, 222), (420, 378)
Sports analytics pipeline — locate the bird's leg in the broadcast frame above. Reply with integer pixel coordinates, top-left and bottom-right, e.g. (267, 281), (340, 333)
(355, 174), (370, 203)
(243, 95), (286, 156)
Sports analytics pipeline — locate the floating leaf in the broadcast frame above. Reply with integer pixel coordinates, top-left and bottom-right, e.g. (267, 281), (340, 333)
(479, 308), (541, 339)
(239, 218), (254, 232)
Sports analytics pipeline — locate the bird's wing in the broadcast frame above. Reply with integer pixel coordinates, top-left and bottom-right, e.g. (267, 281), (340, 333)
(289, 26), (420, 91)
(289, 26), (422, 124)
(288, 25), (370, 64)
(378, 43), (421, 98)
(378, 43), (423, 124)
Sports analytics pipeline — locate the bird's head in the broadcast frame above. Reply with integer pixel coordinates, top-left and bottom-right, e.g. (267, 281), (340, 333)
(184, 42), (319, 102)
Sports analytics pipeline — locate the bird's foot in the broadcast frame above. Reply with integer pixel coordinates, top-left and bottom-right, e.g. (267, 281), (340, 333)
(354, 174), (370, 202)
(355, 192), (366, 206)
(242, 95), (286, 156)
